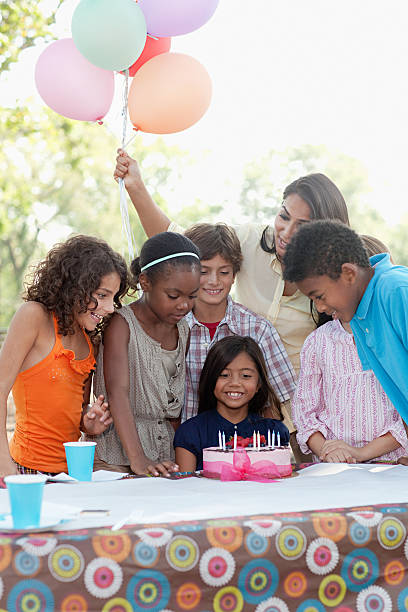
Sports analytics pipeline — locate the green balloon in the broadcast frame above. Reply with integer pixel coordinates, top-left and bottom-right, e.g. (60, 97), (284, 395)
(72, 0), (147, 72)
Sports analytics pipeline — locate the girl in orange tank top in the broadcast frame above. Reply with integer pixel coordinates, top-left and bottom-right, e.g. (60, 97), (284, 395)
(0, 235), (129, 476)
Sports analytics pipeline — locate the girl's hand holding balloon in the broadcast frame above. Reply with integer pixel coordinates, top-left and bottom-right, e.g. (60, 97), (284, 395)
(114, 149), (142, 190)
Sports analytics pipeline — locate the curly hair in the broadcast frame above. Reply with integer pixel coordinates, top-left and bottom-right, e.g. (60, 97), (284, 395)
(25, 235), (129, 336)
(130, 232), (201, 284)
(198, 336), (282, 420)
(283, 220), (370, 282)
(184, 223), (243, 273)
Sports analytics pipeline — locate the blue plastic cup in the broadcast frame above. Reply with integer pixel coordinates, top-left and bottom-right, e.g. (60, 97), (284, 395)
(4, 474), (47, 529)
(63, 441), (96, 481)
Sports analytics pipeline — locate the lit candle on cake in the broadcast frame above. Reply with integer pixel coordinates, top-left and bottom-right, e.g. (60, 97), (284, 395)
(267, 429), (271, 447)
(233, 432), (237, 450)
(222, 432), (226, 450)
(218, 430), (222, 449)
(253, 431), (256, 448)
(257, 431), (260, 450)
(272, 430), (275, 449)
(277, 431), (281, 447)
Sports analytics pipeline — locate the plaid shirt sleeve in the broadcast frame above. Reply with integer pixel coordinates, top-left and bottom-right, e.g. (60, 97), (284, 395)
(256, 320), (297, 402)
(183, 323), (211, 422)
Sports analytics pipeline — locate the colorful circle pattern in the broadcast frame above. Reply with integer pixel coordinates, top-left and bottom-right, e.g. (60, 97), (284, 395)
(384, 559), (405, 586)
(13, 550), (41, 577)
(213, 586), (243, 612)
(16, 536), (57, 557)
(206, 526), (243, 552)
(48, 545), (84, 583)
(283, 571), (307, 599)
(0, 544), (11, 572)
(356, 585), (392, 612)
(92, 534), (131, 562)
(296, 599), (325, 612)
(318, 574), (346, 607)
(133, 541), (159, 567)
(166, 536), (199, 572)
(276, 526), (306, 560)
(176, 582), (201, 610)
(397, 586), (408, 612)
(349, 522), (371, 546)
(135, 528), (173, 548)
(347, 511), (382, 527)
(126, 570), (170, 611)
(306, 538), (339, 575)
(238, 559), (278, 604)
(244, 519), (282, 537)
(199, 547), (235, 587)
(341, 548), (379, 592)
(84, 557), (123, 599)
(377, 517), (406, 550)
(60, 594), (88, 611)
(102, 597), (133, 612)
(254, 596), (290, 612)
(7, 579), (54, 612)
(245, 531), (269, 557)
(312, 513), (347, 542)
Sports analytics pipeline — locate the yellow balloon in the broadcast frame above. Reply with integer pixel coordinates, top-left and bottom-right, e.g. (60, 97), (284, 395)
(128, 52), (212, 134)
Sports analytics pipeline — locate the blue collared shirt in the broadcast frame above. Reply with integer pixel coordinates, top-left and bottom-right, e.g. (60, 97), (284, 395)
(350, 253), (408, 423)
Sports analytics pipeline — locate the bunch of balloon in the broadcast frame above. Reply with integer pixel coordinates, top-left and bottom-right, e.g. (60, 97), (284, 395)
(34, 0), (218, 258)
(35, 0), (148, 122)
(35, 0), (217, 133)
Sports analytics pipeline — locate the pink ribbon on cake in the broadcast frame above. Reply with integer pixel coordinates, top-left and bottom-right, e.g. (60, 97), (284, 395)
(220, 448), (280, 482)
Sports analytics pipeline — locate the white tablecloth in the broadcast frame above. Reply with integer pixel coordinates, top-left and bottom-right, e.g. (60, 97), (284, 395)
(1, 463), (407, 530)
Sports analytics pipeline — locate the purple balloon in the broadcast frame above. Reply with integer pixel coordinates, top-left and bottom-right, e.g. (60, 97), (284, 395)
(137, 0), (219, 37)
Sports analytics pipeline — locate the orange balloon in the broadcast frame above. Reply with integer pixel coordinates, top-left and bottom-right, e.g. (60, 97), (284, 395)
(128, 52), (212, 134)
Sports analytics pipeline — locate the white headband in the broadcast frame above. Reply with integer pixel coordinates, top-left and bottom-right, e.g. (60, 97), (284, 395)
(140, 251), (200, 272)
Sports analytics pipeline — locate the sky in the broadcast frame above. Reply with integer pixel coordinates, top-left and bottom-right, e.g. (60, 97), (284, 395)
(3, 0), (408, 226)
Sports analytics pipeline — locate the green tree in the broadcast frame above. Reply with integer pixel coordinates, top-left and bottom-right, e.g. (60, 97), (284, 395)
(238, 144), (387, 234)
(0, 0), (64, 72)
(0, 104), (198, 325)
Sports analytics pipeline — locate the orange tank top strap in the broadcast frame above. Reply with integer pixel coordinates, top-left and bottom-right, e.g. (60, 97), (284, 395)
(52, 313), (96, 375)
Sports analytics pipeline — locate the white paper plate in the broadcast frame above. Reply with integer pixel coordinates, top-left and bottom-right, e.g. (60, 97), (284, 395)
(0, 514), (65, 532)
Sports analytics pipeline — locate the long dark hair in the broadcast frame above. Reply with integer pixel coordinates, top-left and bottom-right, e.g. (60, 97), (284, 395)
(25, 235), (129, 337)
(198, 336), (282, 419)
(260, 173), (350, 327)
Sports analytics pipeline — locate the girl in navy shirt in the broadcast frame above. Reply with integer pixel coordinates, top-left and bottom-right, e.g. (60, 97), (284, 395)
(174, 336), (289, 470)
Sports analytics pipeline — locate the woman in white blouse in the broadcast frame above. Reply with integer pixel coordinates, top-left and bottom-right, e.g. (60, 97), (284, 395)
(114, 150), (350, 460)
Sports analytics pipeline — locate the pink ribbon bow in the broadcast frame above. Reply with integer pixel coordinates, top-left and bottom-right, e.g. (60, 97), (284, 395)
(220, 448), (280, 482)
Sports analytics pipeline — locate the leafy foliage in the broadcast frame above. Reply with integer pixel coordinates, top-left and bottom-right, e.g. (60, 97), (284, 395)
(0, 0), (63, 72)
(0, 104), (193, 325)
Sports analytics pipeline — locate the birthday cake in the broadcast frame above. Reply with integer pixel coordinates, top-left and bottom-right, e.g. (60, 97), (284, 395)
(203, 436), (292, 481)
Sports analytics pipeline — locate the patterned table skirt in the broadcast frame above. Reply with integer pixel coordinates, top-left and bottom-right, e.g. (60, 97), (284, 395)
(0, 500), (407, 611)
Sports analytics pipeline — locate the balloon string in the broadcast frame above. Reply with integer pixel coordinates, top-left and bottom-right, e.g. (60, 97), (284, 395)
(118, 68), (137, 262)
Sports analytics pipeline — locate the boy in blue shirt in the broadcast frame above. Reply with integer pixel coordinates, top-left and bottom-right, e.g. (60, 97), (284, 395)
(282, 220), (408, 426)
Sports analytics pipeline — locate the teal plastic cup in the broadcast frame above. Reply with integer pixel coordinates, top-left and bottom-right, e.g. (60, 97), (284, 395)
(63, 441), (96, 481)
(4, 474), (47, 529)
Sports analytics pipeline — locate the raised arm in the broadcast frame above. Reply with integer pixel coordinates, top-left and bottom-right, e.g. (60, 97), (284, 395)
(114, 149), (171, 237)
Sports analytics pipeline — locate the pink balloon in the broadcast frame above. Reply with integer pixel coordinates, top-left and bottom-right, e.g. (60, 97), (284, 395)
(35, 39), (114, 122)
(126, 35), (171, 77)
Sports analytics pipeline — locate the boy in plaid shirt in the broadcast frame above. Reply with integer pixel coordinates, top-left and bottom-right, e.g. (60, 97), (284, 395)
(182, 223), (296, 424)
